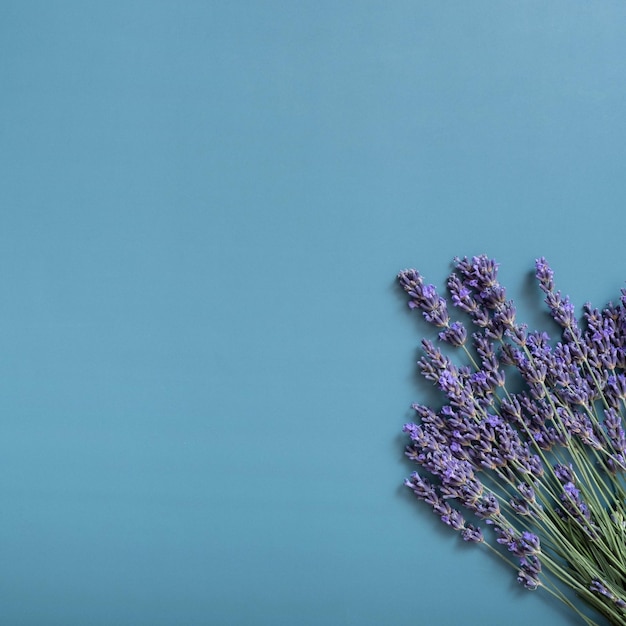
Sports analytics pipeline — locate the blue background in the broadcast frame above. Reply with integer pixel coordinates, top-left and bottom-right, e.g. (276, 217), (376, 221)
(2, 2), (626, 625)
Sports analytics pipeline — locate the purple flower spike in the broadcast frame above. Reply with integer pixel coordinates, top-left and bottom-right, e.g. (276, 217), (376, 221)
(438, 321), (468, 347)
(404, 471), (438, 504)
(473, 493), (500, 518)
(517, 554), (542, 591)
(509, 497), (533, 516)
(448, 273), (478, 314)
(517, 570), (540, 590)
(533, 259), (580, 329)
(590, 579), (626, 609)
(535, 257), (554, 293)
(461, 524), (484, 542)
(397, 270), (450, 327)
(554, 463), (575, 484)
(397, 254), (626, 616)
(604, 408), (626, 457)
(519, 532), (541, 555)
(440, 506), (466, 530)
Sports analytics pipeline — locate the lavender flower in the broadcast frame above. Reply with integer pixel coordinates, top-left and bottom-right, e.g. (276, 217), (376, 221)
(398, 269), (450, 327)
(438, 321), (468, 347)
(510, 483), (538, 517)
(404, 471), (467, 532)
(553, 463), (575, 484)
(518, 554), (542, 590)
(461, 524), (484, 542)
(397, 255), (626, 626)
(535, 257), (554, 291)
(515, 531), (541, 556)
(590, 579), (626, 609)
(604, 407), (626, 472)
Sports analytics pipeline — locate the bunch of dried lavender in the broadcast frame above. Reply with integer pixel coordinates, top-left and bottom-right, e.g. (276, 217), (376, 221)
(398, 256), (626, 626)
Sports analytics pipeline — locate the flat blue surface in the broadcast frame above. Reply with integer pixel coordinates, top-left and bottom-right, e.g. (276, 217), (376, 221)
(2, 2), (626, 625)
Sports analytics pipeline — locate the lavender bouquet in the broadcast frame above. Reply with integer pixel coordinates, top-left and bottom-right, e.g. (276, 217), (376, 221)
(398, 256), (626, 626)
